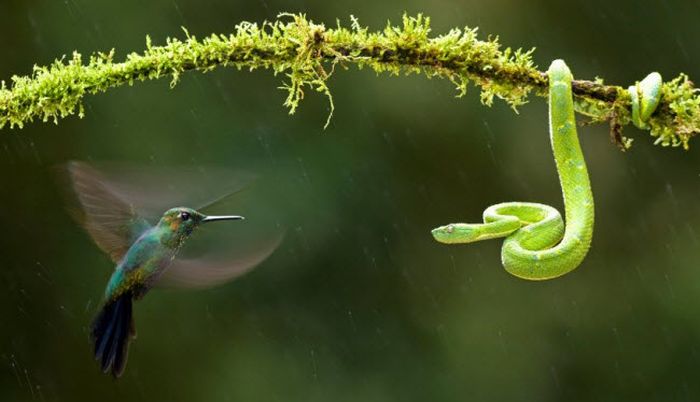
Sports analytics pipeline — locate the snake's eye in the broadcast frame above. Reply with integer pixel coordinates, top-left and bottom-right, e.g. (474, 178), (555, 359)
(180, 211), (190, 221)
(446, 225), (454, 233)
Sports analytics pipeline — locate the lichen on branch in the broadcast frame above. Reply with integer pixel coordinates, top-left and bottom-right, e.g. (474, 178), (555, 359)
(1, 13), (699, 149)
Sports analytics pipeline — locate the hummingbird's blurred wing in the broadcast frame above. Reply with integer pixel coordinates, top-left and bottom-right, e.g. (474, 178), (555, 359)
(66, 162), (152, 262)
(155, 232), (283, 289)
(78, 163), (256, 219)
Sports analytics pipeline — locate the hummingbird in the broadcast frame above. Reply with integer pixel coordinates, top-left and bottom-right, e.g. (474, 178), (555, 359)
(65, 162), (280, 377)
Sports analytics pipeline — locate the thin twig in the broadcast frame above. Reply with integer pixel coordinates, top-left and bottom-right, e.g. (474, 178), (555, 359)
(1, 14), (698, 149)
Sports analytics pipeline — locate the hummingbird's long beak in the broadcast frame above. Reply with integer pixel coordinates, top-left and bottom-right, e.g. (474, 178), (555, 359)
(202, 215), (245, 223)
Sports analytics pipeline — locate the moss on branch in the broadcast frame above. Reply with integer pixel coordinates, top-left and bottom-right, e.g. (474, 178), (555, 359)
(1, 13), (698, 149)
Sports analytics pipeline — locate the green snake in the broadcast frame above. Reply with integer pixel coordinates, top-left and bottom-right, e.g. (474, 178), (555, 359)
(431, 59), (662, 280)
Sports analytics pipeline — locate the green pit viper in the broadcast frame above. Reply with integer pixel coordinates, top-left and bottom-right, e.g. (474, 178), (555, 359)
(431, 59), (662, 280)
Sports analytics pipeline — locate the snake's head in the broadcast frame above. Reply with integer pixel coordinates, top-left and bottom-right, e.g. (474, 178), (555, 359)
(431, 223), (480, 244)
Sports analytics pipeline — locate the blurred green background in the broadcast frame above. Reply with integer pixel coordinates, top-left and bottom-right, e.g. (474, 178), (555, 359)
(2, 0), (700, 401)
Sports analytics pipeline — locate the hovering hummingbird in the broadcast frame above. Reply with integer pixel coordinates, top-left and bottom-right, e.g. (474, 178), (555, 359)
(65, 162), (280, 377)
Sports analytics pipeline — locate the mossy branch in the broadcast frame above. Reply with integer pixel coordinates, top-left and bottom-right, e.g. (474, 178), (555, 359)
(1, 13), (699, 149)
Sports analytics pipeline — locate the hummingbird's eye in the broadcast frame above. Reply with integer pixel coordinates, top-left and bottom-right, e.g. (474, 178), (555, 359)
(180, 211), (190, 221)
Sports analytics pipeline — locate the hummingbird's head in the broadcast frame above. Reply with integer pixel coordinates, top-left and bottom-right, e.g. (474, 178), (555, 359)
(158, 207), (244, 246)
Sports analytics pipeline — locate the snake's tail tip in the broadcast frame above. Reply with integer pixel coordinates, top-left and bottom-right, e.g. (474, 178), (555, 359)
(648, 71), (662, 80)
(550, 59), (565, 66)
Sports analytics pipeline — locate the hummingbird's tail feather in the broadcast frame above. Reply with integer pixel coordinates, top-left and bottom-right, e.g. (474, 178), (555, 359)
(90, 292), (136, 378)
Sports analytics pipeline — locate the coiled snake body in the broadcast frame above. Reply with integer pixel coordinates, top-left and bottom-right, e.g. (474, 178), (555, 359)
(432, 59), (662, 280)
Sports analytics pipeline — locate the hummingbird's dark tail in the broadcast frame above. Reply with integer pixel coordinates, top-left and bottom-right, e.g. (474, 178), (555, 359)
(90, 291), (135, 378)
